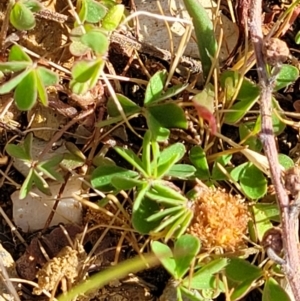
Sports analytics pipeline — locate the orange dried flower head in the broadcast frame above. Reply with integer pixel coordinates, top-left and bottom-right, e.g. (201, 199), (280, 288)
(187, 188), (249, 251)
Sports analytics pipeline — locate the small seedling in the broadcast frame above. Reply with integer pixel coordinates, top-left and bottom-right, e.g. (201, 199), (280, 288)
(6, 133), (64, 199)
(0, 44), (58, 110)
(69, 26), (109, 58)
(152, 235), (227, 301)
(70, 57), (105, 94)
(10, 0), (42, 30)
(69, 3), (124, 94)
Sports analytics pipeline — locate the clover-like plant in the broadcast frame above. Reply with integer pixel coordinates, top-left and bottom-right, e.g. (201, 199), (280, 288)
(91, 130), (196, 240)
(221, 66), (299, 125)
(0, 44), (58, 110)
(153, 235), (290, 301)
(152, 234), (228, 301)
(190, 145), (294, 200)
(68, 24), (109, 94)
(69, 3), (124, 94)
(225, 257), (292, 301)
(6, 133), (64, 199)
(70, 56), (106, 95)
(100, 70), (188, 141)
(10, 0), (42, 30)
(71, 1), (124, 55)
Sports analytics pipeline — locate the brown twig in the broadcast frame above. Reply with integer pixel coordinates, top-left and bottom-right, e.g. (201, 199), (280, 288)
(42, 173), (70, 233)
(0, 0), (13, 50)
(247, 0), (300, 299)
(37, 108), (94, 161)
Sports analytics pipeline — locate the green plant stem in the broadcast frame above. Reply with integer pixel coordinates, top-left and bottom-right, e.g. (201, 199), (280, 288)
(58, 253), (159, 301)
(248, 1), (300, 300)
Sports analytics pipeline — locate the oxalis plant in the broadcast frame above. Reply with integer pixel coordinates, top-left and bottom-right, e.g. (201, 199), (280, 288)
(0, 44), (59, 110)
(152, 235), (227, 301)
(9, 0), (42, 30)
(0, 0), (124, 110)
(5, 133), (63, 199)
(69, 1), (124, 95)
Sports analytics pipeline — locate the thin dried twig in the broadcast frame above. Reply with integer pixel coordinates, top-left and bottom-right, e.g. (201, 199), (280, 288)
(110, 32), (202, 73)
(0, 244), (20, 301)
(247, 0), (300, 299)
(37, 108), (94, 161)
(0, 0), (13, 50)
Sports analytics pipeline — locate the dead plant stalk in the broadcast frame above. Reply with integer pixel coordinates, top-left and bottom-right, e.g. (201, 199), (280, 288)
(248, 0), (300, 299)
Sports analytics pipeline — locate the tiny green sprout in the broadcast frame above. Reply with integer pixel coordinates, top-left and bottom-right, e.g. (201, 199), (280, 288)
(6, 133), (63, 199)
(152, 235), (227, 300)
(69, 26), (109, 57)
(77, 0), (107, 24)
(10, 0), (42, 30)
(0, 44), (58, 110)
(102, 4), (124, 31)
(70, 1), (122, 58)
(70, 58), (105, 94)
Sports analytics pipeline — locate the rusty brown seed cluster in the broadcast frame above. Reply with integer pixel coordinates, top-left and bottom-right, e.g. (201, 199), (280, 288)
(187, 188), (249, 251)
